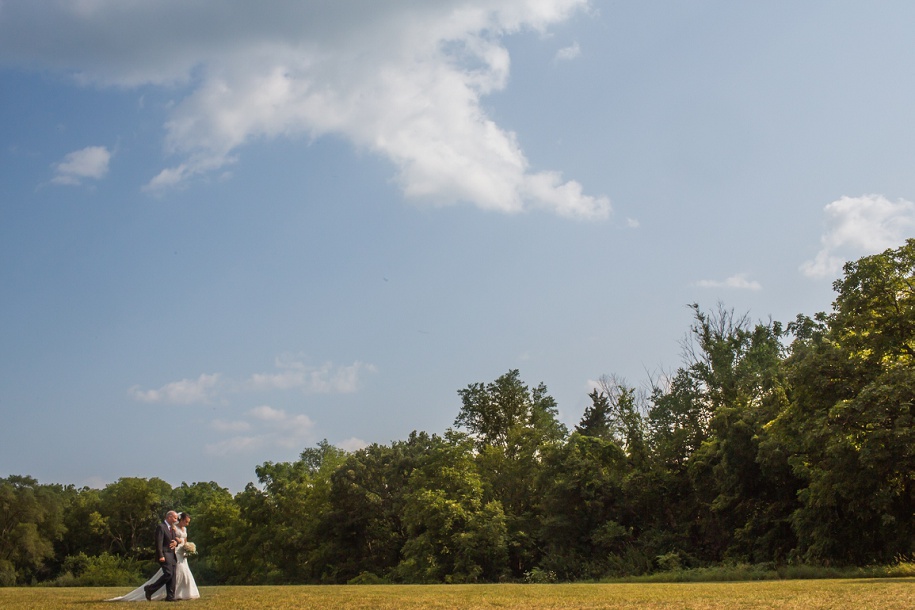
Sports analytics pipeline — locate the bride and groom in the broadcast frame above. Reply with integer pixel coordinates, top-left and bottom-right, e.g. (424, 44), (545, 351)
(109, 510), (200, 602)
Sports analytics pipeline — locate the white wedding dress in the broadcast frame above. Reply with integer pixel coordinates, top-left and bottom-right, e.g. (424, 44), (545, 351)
(108, 526), (200, 601)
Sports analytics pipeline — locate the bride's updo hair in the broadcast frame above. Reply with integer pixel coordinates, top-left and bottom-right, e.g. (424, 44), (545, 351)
(179, 512), (190, 521)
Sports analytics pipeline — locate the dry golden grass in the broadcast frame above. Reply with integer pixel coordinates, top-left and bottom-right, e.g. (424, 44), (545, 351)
(2, 579), (913, 609)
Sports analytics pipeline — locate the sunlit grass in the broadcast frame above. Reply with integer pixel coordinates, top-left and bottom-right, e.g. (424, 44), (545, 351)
(2, 579), (914, 609)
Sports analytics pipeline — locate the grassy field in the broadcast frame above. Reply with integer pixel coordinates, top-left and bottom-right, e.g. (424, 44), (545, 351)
(2, 580), (914, 610)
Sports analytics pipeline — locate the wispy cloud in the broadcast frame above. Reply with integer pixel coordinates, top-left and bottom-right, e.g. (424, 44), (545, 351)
(129, 357), (376, 405)
(801, 194), (915, 278)
(554, 41), (581, 61)
(2, 1), (609, 219)
(206, 409), (367, 458)
(204, 435), (263, 457)
(249, 405), (289, 422)
(696, 273), (762, 291)
(247, 356), (377, 394)
(128, 373), (222, 405)
(205, 405), (316, 456)
(51, 145), (111, 185)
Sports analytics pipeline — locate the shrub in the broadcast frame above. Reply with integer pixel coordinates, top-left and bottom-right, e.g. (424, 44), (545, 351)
(47, 553), (145, 587)
(655, 551), (683, 572)
(524, 567), (557, 583)
(0, 560), (16, 587)
(347, 571), (387, 585)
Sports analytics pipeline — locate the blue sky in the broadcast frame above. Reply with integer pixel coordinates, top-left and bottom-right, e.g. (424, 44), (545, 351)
(3, 1), (915, 492)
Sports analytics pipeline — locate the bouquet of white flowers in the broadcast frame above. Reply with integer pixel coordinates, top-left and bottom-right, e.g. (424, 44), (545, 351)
(182, 541), (197, 557)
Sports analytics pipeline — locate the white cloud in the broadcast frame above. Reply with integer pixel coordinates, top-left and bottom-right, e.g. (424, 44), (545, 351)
(247, 357), (377, 394)
(246, 356), (314, 391)
(128, 373), (222, 404)
(51, 145), (111, 185)
(130, 356), (376, 406)
(554, 41), (581, 61)
(205, 405), (316, 456)
(697, 273), (762, 291)
(204, 435), (263, 457)
(336, 437), (369, 452)
(142, 163), (190, 192)
(2, 0), (608, 219)
(801, 194), (915, 278)
(310, 361), (377, 394)
(249, 404), (288, 422)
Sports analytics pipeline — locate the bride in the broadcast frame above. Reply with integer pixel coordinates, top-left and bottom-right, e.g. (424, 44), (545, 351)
(109, 512), (200, 602)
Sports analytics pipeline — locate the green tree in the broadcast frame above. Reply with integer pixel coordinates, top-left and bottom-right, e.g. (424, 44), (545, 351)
(576, 389), (613, 440)
(683, 305), (796, 562)
(646, 369), (709, 469)
(228, 440), (347, 583)
(454, 370), (567, 576)
(0, 476), (66, 585)
(780, 240), (915, 563)
(394, 432), (508, 583)
(455, 369), (567, 452)
(323, 433), (452, 583)
(586, 376), (647, 466)
(169, 481), (239, 584)
(628, 369), (708, 564)
(537, 433), (629, 579)
(627, 305), (796, 566)
(53, 485), (110, 580)
(97, 477), (173, 559)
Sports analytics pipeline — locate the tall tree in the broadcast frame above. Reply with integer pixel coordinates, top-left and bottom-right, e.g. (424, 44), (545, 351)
(455, 369), (566, 454)
(590, 375), (647, 465)
(684, 305), (796, 562)
(322, 436), (424, 582)
(780, 240), (915, 563)
(0, 476), (66, 585)
(228, 440), (347, 583)
(56, 486), (106, 563)
(576, 389), (613, 440)
(537, 433), (629, 579)
(630, 305), (796, 565)
(97, 477), (173, 559)
(395, 432), (508, 583)
(169, 481), (239, 584)
(454, 370), (567, 576)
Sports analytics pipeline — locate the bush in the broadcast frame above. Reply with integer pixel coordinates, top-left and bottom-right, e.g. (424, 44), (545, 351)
(655, 551), (683, 572)
(602, 547), (654, 578)
(884, 558), (915, 577)
(347, 571), (387, 585)
(523, 567), (557, 583)
(0, 560), (16, 587)
(47, 553), (145, 587)
(604, 560), (915, 583)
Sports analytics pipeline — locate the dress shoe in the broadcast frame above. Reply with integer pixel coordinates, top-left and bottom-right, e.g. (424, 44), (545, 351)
(144, 587), (152, 601)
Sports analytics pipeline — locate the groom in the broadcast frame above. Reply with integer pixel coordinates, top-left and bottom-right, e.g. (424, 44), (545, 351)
(145, 510), (179, 602)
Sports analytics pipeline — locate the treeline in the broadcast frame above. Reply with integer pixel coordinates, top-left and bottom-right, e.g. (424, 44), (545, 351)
(3, 241), (915, 585)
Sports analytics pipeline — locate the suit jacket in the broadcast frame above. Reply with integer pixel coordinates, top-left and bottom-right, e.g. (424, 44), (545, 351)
(155, 521), (176, 561)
